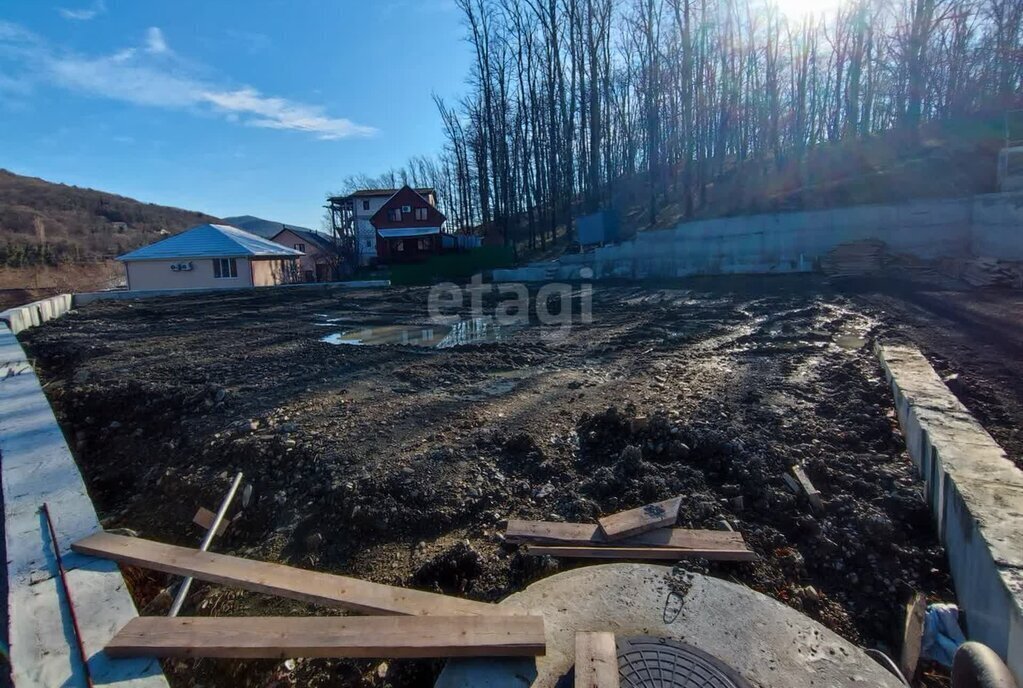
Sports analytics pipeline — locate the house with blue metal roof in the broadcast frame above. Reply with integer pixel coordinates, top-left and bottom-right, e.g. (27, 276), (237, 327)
(117, 224), (304, 291)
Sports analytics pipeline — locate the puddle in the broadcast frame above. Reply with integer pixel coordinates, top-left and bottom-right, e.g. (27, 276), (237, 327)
(834, 334), (867, 349)
(321, 317), (516, 348)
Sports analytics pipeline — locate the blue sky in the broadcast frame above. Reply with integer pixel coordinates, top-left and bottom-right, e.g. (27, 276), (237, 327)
(0, 0), (472, 229)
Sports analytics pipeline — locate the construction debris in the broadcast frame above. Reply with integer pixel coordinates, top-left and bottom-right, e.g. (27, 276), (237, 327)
(574, 632), (619, 688)
(791, 466), (824, 512)
(505, 520), (748, 550)
(900, 593), (927, 682)
(507, 499), (756, 562)
(192, 507), (228, 536)
(523, 545), (757, 561)
(821, 239), (886, 277)
(73, 532), (504, 617)
(597, 496), (682, 541)
(106, 615), (546, 660)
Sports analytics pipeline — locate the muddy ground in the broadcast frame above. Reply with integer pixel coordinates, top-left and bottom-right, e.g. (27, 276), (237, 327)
(21, 275), (1023, 688)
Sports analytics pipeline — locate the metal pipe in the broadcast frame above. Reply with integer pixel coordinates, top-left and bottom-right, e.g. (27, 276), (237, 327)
(40, 502), (95, 688)
(168, 471), (243, 617)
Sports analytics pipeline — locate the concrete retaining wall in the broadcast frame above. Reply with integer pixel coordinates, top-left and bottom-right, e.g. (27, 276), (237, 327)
(877, 343), (1023, 684)
(74, 279), (391, 307)
(972, 192), (1023, 260)
(495, 192), (1023, 282)
(0, 294), (72, 335)
(0, 324), (167, 686)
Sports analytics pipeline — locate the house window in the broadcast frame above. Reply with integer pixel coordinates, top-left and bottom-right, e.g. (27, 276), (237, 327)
(417, 238), (432, 250)
(294, 243), (306, 252)
(362, 200), (370, 211)
(213, 258), (238, 279)
(395, 241), (405, 252)
(389, 208), (402, 221)
(415, 207), (428, 220)
(402, 205), (412, 213)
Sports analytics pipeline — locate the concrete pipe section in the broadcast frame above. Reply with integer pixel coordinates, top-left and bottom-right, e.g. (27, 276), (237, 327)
(436, 564), (904, 688)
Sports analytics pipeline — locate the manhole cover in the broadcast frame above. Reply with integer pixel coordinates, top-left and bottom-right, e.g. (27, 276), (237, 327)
(560, 636), (753, 688)
(617, 637), (752, 688)
(560, 637), (752, 682)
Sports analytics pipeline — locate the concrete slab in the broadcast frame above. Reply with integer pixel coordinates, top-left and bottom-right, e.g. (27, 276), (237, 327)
(436, 565), (903, 688)
(0, 324), (167, 686)
(878, 343), (1023, 685)
(73, 280), (390, 306)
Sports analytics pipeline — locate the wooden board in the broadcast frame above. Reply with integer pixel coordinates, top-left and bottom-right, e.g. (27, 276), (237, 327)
(523, 545), (757, 562)
(575, 632), (619, 688)
(505, 521), (747, 550)
(193, 507), (227, 536)
(72, 532), (505, 617)
(597, 497), (682, 541)
(792, 466), (824, 512)
(899, 593), (927, 682)
(106, 615), (546, 659)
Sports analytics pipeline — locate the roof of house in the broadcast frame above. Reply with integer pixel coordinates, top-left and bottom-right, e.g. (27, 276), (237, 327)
(117, 224), (305, 262)
(370, 185), (447, 230)
(329, 187), (435, 202)
(271, 226), (336, 252)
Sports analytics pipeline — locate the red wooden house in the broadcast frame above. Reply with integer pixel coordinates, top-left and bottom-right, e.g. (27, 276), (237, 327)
(370, 186), (447, 264)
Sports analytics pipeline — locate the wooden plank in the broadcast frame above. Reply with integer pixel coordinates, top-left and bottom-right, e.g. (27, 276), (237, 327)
(899, 593), (927, 682)
(597, 497), (682, 541)
(106, 615), (546, 659)
(193, 507), (227, 536)
(505, 521), (746, 550)
(72, 532), (505, 617)
(575, 632), (619, 688)
(791, 466), (824, 512)
(523, 545), (757, 562)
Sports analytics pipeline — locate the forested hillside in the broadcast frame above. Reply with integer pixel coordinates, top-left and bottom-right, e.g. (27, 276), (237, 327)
(0, 169), (218, 267)
(366, 0), (1022, 248)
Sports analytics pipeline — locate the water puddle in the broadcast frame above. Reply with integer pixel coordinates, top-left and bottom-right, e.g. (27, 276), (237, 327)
(321, 317), (516, 348)
(834, 334), (867, 350)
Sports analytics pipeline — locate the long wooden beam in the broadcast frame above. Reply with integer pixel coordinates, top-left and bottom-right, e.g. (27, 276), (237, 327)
(72, 532), (505, 617)
(106, 615), (546, 659)
(505, 521), (747, 550)
(575, 632), (619, 688)
(523, 545), (758, 562)
(597, 497), (682, 541)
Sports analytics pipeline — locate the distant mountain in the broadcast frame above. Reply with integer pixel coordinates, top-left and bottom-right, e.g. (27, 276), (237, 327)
(0, 168), (219, 266)
(222, 215), (317, 239)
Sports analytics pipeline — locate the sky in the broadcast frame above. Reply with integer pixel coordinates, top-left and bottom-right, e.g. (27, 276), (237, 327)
(0, 0), (472, 229)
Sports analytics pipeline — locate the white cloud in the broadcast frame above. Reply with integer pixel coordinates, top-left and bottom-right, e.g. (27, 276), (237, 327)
(199, 88), (376, 140)
(0, 23), (376, 141)
(58, 0), (106, 21)
(144, 27), (168, 55)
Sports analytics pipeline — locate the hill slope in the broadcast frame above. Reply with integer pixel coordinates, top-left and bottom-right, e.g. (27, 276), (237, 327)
(221, 215), (314, 239)
(0, 169), (219, 266)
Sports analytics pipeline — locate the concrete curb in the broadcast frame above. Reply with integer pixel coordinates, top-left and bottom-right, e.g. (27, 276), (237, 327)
(876, 342), (1023, 685)
(0, 294), (72, 335)
(0, 305), (167, 685)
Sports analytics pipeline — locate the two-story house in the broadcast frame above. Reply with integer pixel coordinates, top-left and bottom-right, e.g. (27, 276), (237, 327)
(369, 186), (447, 263)
(334, 187), (437, 266)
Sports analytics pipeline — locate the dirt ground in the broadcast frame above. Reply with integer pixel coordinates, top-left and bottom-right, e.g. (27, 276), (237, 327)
(21, 274), (1023, 688)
